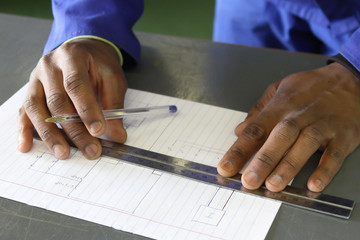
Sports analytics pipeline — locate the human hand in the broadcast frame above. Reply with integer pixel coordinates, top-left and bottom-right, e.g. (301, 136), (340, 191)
(17, 39), (127, 159)
(217, 62), (360, 192)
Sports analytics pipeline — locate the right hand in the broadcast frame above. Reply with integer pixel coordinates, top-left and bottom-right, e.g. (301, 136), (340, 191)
(17, 38), (128, 160)
(217, 63), (360, 192)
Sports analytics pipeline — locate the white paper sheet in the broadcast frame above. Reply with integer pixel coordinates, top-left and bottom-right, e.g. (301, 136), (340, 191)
(0, 84), (281, 240)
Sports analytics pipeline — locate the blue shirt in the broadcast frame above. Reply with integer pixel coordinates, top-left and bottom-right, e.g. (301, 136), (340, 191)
(44, 0), (360, 71)
(44, 0), (144, 65)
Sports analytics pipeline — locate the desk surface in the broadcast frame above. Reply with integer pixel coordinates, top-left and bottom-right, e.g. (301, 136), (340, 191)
(0, 14), (359, 240)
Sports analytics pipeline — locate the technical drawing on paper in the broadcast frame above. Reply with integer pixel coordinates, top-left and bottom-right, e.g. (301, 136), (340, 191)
(0, 86), (281, 240)
(27, 147), (234, 220)
(167, 139), (226, 166)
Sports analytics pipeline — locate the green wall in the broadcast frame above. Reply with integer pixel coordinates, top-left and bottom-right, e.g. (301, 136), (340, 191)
(0, 0), (215, 40)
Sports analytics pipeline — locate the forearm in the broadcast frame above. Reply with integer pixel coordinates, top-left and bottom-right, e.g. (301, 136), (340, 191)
(44, 0), (144, 67)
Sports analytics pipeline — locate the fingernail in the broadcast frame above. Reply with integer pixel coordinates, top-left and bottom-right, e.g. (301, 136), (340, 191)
(90, 121), (102, 135)
(85, 143), (99, 158)
(17, 135), (25, 146)
(268, 174), (283, 186)
(17, 136), (25, 151)
(243, 171), (259, 186)
(311, 179), (324, 191)
(53, 144), (66, 159)
(220, 159), (234, 172)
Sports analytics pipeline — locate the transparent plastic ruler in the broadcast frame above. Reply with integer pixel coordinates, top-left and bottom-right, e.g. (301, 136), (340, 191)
(100, 139), (355, 219)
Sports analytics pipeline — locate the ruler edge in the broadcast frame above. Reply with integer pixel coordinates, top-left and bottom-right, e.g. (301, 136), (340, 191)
(100, 141), (355, 220)
(32, 135), (355, 219)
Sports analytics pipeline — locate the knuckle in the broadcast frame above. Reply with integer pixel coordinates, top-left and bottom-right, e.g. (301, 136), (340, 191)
(317, 149), (345, 181)
(67, 127), (88, 144)
(283, 157), (299, 170)
(256, 151), (276, 168)
(328, 149), (345, 166)
(30, 54), (54, 82)
(301, 126), (323, 146)
(229, 145), (246, 159)
(78, 105), (96, 116)
(37, 54), (53, 70)
(41, 53), (53, 64)
(47, 92), (68, 111)
(243, 123), (267, 142)
(23, 95), (39, 115)
(30, 54), (58, 83)
(38, 128), (54, 142)
(252, 101), (264, 113)
(63, 72), (84, 94)
(279, 119), (300, 136)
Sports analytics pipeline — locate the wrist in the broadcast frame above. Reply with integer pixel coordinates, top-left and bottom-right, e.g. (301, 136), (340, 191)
(63, 35), (123, 66)
(327, 54), (360, 81)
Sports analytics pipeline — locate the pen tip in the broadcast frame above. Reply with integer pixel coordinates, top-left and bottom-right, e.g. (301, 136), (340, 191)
(45, 117), (68, 123)
(169, 105), (177, 113)
(45, 117), (57, 123)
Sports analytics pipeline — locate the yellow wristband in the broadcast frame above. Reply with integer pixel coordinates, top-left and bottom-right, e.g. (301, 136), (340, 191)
(63, 35), (123, 66)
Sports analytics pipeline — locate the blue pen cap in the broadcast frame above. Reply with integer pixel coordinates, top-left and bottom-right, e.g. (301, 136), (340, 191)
(169, 105), (177, 113)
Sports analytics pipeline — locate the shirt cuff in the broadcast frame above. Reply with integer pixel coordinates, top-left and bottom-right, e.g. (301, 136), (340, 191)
(327, 54), (360, 80)
(63, 35), (124, 66)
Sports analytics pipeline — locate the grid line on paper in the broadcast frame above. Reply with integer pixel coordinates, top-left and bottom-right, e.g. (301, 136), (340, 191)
(0, 86), (281, 240)
(0, 177), (226, 240)
(243, 199), (266, 239)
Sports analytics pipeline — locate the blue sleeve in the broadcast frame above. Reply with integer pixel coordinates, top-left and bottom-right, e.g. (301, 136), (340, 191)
(43, 0), (144, 66)
(340, 28), (360, 72)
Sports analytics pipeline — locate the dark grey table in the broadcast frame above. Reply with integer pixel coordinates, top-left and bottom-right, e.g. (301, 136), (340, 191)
(0, 14), (359, 239)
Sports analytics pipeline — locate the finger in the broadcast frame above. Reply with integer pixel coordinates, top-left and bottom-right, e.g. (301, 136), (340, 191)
(241, 118), (301, 189)
(265, 124), (325, 191)
(17, 106), (34, 153)
(24, 78), (70, 159)
(100, 68), (128, 143)
(307, 138), (351, 192)
(235, 81), (280, 136)
(218, 95), (286, 178)
(40, 58), (102, 160)
(59, 47), (105, 137)
(234, 109), (259, 137)
(217, 118), (274, 177)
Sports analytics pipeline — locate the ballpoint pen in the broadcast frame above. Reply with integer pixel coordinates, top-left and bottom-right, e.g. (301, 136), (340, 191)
(45, 105), (178, 123)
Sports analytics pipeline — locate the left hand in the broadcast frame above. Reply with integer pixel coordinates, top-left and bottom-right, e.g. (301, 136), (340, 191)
(217, 62), (360, 192)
